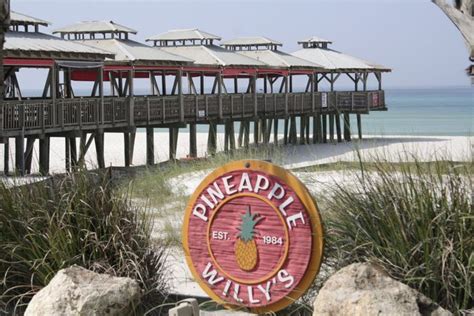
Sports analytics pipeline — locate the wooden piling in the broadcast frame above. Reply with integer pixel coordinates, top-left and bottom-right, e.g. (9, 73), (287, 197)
(207, 123), (217, 155)
(244, 121), (250, 149)
(357, 114), (362, 140)
(124, 133), (131, 166)
(39, 136), (50, 175)
(129, 131), (136, 165)
(290, 116), (297, 144)
(335, 113), (342, 142)
(229, 121), (236, 151)
(65, 137), (71, 172)
(95, 131), (105, 169)
(299, 115), (305, 145)
(238, 120), (245, 148)
(273, 118), (279, 145)
(329, 114), (335, 143)
(24, 137), (35, 174)
(253, 120), (259, 146)
(146, 127), (154, 165)
(3, 139), (9, 175)
(343, 113), (351, 141)
(169, 127), (179, 160)
(189, 123), (197, 158)
(305, 116), (310, 143)
(15, 135), (25, 176)
(284, 118), (289, 145)
(322, 115), (327, 143)
(69, 137), (77, 168)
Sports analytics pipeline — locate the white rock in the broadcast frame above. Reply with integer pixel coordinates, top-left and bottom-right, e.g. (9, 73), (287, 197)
(25, 265), (141, 316)
(313, 263), (451, 316)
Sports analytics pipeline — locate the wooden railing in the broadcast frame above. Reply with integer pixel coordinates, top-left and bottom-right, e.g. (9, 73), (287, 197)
(1, 90), (385, 133)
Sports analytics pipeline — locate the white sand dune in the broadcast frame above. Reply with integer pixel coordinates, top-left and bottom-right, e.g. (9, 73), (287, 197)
(0, 133), (471, 175)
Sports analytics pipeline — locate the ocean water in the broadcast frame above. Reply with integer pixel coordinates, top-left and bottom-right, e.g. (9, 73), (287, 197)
(362, 87), (473, 136)
(20, 86), (472, 136)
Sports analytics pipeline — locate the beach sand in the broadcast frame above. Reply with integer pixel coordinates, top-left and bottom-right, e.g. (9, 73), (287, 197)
(0, 133), (471, 174)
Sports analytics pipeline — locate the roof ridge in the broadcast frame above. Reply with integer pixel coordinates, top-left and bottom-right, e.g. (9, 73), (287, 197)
(113, 39), (136, 61)
(269, 50), (291, 67)
(202, 45), (226, 66)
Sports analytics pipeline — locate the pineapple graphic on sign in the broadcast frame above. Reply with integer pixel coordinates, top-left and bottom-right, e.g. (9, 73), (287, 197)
(235, 206), (262, 271)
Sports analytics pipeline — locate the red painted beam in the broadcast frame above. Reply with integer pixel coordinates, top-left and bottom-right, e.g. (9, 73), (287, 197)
(4, 58), (54, 67)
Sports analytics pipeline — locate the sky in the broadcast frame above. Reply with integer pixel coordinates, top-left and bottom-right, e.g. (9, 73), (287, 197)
(11, 0), (473, 89)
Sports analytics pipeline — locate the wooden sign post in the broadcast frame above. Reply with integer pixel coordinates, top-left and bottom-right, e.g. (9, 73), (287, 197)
(182, 160), (324, 313)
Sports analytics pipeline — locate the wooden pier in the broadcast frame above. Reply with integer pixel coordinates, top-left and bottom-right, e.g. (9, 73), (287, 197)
(0, 13), (390, 176)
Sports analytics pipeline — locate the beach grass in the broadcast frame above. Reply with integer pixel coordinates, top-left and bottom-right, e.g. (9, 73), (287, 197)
(321, 157), (473, 312)
(0, 171), (170, 315)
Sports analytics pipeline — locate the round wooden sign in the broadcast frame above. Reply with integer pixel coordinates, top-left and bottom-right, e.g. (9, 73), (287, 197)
(182, 160), (324, 313)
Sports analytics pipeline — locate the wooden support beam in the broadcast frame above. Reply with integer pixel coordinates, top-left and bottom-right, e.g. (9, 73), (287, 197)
(69, 137), (78, 168)
(343, 113), (351, 141)
(124, 133), (131, 167)
(65, 137), (71, 172)
(146, 127), (154, 165)
(290, 116), (297, 144)
(253, 119), (259, 145)
(284, 118), (289, 145)
(3, 139), (9, 175)
(329, 114), (335, 143)
(169, 127), (179, 160)
(335, 114), (342, 143)
(357, 114), (362, 140)
(273, 118), (279, 145)
(200, 73), (205, 95)
(299, 116), (306, 145)
(162, 71), (167, 95)
(95, 131), (105, 169)
(129, 131), (136, 165)
(238, 121), (244, 148)
(229, 121), (236, 151)
(42, 69), (52, 98)
(322, 115), (327, 143)
(207, 123), (217, 155)
(244, 121), (250, 149)
(217, 72), (223, 119)
(24, 137), (35, 174)
(178, 69), (184, 121)
(305, 116), (310, 143)
(13, 136), (24, 176)
(39, 136), (50, 175)
(189, 123), (197, 158)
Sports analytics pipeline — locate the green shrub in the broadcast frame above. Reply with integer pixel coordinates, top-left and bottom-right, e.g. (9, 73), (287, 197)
(323, 159), (473, 312)
(0, 172), (168, 315)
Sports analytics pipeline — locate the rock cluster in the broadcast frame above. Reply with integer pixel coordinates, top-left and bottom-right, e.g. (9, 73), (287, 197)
(313, 263), (452, 316)
(25, 265), (141, 316)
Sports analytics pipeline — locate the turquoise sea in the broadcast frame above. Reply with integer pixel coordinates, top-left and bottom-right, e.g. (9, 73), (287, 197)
(362, 87), (472, 136)
(21, 86), (472, 136)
